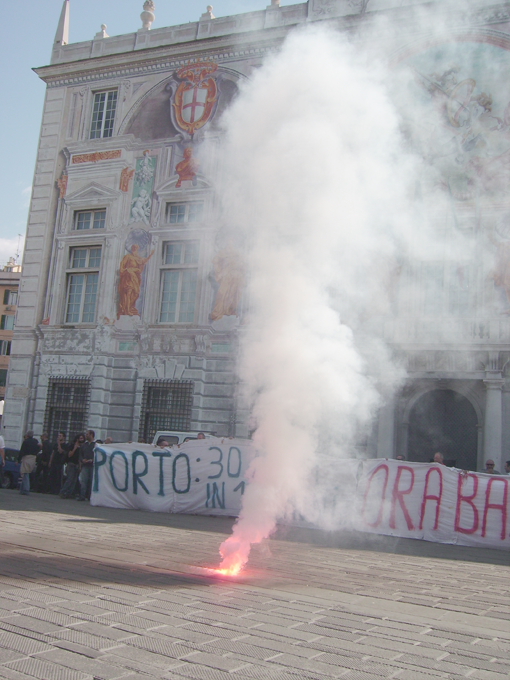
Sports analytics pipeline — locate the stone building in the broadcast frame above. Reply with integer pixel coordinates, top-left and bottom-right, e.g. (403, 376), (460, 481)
(0, 258), (21, 418)
(5, 0), (510, 472)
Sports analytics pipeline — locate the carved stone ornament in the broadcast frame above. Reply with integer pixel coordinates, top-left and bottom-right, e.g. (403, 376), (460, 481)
(479, 9), (510, 23)
(348, 0), (369, 11)
(122, 79), (132, 102)
(141, 0), (155, 29)
(310, 0), (335, 16)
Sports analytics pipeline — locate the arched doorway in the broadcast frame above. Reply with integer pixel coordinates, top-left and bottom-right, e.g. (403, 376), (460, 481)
(407, 389), (478, 470)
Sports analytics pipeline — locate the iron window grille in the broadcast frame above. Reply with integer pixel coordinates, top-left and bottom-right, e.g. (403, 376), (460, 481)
(43, 377), (90, 442)
(139, 379), (194, 443)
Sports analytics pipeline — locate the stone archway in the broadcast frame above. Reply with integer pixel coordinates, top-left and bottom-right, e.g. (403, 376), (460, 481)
(407, 389), (478, 469)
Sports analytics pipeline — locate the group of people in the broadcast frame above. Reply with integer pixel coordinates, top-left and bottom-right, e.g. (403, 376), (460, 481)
(395, 451), (510, 474)
(11, 429), (111, 500)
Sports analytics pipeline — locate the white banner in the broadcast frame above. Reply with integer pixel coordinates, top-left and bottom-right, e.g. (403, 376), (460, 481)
(92, 445), (510, 550)
(91, 438), (255, 516)
(356, 459), (510, 550)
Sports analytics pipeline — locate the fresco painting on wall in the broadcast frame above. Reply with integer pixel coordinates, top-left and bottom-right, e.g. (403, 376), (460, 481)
(172, 62), (219, 136)
(118, 229), (154, 318)
(175, 147), (200, 187)
(123, 63), (237, 143)
(489, 215), (510, 314)
(129, 151), (157, 225)
(210, 243), (246, 321)
(400, 41), (510, 204)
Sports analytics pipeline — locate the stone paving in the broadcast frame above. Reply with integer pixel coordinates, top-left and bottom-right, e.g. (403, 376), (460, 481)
(0, 490), (509, 680)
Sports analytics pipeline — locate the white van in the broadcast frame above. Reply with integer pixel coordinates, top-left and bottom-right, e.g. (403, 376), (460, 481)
(151, 431), (214, 447)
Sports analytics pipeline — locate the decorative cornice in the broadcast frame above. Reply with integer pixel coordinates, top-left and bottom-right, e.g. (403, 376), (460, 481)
(475, 7), (510, 24)
(37, 42), (278, 89)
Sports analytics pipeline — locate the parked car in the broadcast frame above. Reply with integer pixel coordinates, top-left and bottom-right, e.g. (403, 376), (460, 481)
(1, 448), (21, 489)
(151, 431), (214, 447)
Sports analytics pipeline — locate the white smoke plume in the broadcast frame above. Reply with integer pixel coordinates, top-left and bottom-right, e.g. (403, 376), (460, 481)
(215, 25), (436, 574)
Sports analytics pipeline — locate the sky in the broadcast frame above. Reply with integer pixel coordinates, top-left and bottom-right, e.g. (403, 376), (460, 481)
(0, 0), (294, 266)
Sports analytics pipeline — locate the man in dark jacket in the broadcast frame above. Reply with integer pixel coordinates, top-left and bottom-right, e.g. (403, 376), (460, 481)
(59, 433), (83, 499)
(77, 430), (96, 501)
(35, 432), (52, 492)
(48, 432), (68, 494)
(18, 431), (40, 495)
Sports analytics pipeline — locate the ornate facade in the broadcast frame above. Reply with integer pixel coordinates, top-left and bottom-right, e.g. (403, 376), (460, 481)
(5, 0), (510, 472)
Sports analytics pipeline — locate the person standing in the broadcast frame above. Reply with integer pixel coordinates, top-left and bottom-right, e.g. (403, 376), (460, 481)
(481, 459), (501, 474)
(59, 434), (83, 499)
(0, 432), (5, 487)
(48, 432), (68, 494)
(35, 432), (52, 492)
(18, 431), (40, 495)
(77, 430), (96, 501)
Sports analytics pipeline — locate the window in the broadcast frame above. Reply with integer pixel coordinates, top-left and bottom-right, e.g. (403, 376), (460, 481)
(0, 369), (6, 387)
(421, 262), (474, 317)
(43, 377), (90, 442)
(0, 341), (11, 356)
(159, 241), (199, 323)
(448, 264), (474, 317)
(166, 202), (204, 224)
(65, 247), (102, 324)
(90, 90), (117, 139)
(74, 209), (106, 231)
(3, 290), (18, 305)
(0, 315), (14, 330)
(139, 379), (194, 443)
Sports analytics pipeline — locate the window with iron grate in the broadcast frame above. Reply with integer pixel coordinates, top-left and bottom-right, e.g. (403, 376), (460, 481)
(43, 377), (90, 442)
(139, 379), (194, 443)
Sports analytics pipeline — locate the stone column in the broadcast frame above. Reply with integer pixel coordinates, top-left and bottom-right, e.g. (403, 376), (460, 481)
(376, 398), (396, 459)
(483, 377), (504, 472)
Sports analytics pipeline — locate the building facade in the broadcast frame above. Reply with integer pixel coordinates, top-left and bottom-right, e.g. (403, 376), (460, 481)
(5, 0), (510, 471)
(0, 259), (21, 416)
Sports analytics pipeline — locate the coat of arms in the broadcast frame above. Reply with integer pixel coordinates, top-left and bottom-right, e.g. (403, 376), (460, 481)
(172, 62), (219, 135)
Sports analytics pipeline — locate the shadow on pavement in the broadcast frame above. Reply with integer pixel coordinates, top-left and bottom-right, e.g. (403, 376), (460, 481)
(3, 489), (508, 569)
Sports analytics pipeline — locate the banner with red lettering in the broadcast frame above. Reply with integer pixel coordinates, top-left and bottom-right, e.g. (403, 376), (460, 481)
(356, 460), (510, 549)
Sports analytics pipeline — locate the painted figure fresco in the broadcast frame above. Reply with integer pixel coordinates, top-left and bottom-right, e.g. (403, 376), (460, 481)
(488, 217), (510, 314)
(172, 62), (218, 136)
(129, 151), (157, 225)
(210, 244), (245, 321)
(120, 167), (135, 193)
(175, 147), (200, 187)
(118, 230), (154, 318)
(399, 40), (510, 204)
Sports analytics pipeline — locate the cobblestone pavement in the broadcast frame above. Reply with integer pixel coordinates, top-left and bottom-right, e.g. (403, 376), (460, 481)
(0, 490), (509, 680)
